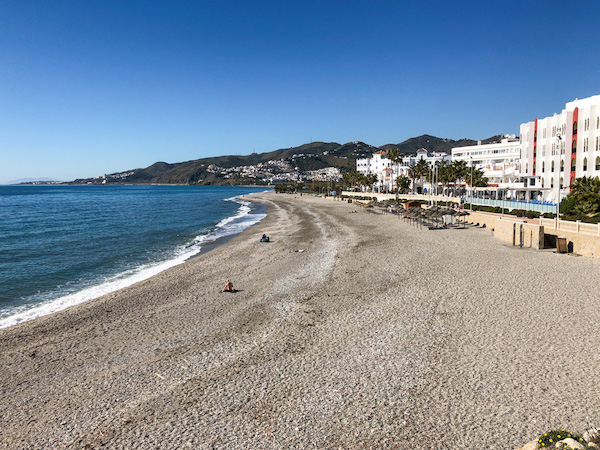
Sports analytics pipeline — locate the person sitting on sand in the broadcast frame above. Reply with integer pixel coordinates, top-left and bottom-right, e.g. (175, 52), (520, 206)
(260, 234), (270, 242)
(221, 280), (234, 292)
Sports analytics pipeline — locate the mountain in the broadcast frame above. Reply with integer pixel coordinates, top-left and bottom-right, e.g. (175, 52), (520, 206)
(70, 134), (507, 185)
(380, 134), (505, 154)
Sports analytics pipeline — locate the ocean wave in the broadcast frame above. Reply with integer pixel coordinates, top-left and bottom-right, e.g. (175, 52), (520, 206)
(0, 196), (266, 330)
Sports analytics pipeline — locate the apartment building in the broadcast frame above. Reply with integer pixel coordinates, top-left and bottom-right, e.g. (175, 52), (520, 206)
(451, 135), (522, 190)
(356, 149), (450, 191)
(520, 94), (600, 202)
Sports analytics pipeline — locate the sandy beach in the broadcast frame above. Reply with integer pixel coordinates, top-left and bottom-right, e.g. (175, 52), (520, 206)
(1, 191), (599, 449)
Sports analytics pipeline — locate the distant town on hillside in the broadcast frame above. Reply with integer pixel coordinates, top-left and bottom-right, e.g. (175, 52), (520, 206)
(17, 134), (504, 186)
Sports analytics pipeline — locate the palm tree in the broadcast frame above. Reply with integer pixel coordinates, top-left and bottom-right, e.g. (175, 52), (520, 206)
(414, 159), (431, 194)
(387, 148), (402, 165)
(342, 170), (362, 189)
(395, 175), (411, 194)
(470, 168), (488, 187)
(407, 164), (419, 194)
(386, 148), (403, 192)
(437, 161), (452, 195)
(450, 160), (468, 196)
(363, 173), (378, 191)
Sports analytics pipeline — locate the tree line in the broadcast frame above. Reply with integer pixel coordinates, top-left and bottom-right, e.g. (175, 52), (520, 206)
(343, 149), (488, 195)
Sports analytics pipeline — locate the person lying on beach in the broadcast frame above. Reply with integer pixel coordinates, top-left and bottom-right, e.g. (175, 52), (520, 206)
(259, 234), (270, 242)
(221, 280), (234, 292)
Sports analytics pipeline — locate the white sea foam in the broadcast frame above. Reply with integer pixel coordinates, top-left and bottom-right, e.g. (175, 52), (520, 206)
(0, 197), (266, 330)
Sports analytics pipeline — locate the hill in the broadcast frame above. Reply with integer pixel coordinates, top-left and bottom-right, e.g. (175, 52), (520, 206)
(70, 135), (507, 185)
(380, 134), (505, 154)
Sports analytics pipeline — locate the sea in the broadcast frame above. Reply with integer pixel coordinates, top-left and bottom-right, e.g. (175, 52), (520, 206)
(0, 185), (270, 329)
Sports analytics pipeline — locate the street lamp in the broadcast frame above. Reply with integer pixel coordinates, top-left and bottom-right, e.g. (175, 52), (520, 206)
(555, 133), (562, 229)
(433, 162), (438, 205)
(469, 156), (473, 211)
(429, 165), (433, 206)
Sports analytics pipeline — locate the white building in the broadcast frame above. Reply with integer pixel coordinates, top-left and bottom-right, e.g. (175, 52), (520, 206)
(520, 94), (600, 202)
(306, 167), (342, 181)
(356, 149), (451, 191)
(356, 151), (392, 176)
(451, 135), (523, 193)
(400, 148), (451, 171)
(356, 150), (396, 191)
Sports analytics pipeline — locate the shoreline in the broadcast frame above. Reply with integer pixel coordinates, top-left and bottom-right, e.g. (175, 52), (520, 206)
(0, 195), (267, 330)
(1, 192), (599, 448)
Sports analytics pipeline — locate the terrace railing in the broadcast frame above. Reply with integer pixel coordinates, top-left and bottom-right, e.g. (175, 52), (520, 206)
(341, 191), (462, 203)
(540, 217), (600, 236)
(466, 197), (557, 214)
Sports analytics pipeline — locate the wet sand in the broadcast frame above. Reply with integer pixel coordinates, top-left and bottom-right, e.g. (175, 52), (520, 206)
(1, 191), (599, 449)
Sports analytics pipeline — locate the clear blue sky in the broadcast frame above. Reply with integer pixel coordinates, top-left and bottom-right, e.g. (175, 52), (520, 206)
(1, 0), (599, 183)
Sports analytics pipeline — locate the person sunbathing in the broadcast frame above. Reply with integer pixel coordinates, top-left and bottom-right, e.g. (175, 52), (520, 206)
(221, 280), (234, 292)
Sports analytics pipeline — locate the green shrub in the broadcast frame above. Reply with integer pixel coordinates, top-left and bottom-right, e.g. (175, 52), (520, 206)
(537, 429), (584, 448)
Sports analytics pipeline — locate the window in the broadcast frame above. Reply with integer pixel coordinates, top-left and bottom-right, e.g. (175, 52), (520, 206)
(560, 160), (564, 172)
(551, 178), (554, 188)
(572, 140), (577, 154)
(584, 138), (588, 152)
(597, 116), (599, 128)
(542, 144), (546, 156)
(571, 161), (576, 172)
(596, 157), (600, 171)
(597, 137), (600, 151)
(585, 118), (590, 131)
(560, 177), (564, 189)
(542, 162), (545, 173)
(573, 121), (578, 135)
(571, 176), (575, 186)
(583, 157), (588, 171)
(541, 178), (544, 188)
(551, 161), (555, 172)
(543, 128), (547, 138)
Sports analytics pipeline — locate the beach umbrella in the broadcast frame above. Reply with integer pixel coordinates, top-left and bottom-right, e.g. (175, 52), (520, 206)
(456, 210), (470, 228)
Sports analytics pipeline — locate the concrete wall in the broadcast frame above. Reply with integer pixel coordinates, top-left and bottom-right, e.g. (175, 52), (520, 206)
(543, 229), (600, 258)
(467, 212), (543, 250)
(468, 211), (600, 257)
(493, 219), (544, 250)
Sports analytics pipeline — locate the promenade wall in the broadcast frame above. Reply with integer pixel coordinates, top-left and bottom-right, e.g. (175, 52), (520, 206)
(467, 212), (543, 250)
(544, 229), (600, 257)
(467, 212), (600, 257)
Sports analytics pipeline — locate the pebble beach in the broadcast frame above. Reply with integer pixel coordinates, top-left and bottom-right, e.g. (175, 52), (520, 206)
(1, 191), (599, 449)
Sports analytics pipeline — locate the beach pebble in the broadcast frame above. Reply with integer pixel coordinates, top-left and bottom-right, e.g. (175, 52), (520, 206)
(584, 428), (600, 444)
(516, 440), (538, 450)
(556, 437), (585, 449)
